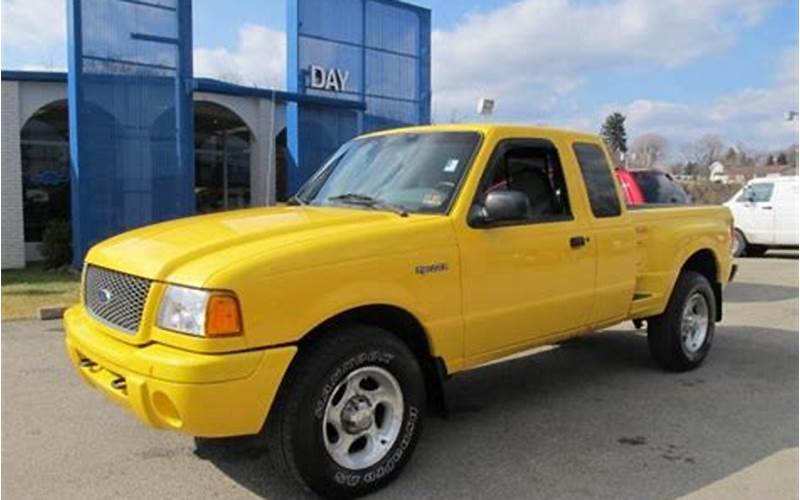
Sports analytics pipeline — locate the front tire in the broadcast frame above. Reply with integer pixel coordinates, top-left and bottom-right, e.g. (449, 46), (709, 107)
(266, 325), (426, 498)
(647, 271), (716, 371)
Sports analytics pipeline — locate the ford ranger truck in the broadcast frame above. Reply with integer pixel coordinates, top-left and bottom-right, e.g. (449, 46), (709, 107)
(64, 124), (735, 498)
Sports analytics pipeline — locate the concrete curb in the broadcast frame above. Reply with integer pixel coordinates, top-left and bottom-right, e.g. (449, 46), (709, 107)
(38, 307), (66, 320)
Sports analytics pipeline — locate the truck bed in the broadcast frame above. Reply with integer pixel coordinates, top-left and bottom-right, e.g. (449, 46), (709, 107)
(626, 205), (734, 319)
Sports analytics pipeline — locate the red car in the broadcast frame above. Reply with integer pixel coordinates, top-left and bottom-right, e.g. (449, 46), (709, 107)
(615, 168), (691, 206)
(615, 167), (645, 205)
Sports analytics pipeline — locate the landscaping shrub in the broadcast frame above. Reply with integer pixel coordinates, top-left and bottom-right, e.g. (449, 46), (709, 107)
(39, 219), (72, 269)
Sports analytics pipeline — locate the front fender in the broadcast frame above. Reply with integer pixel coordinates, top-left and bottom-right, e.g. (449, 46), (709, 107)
(214, 244), (465, 370)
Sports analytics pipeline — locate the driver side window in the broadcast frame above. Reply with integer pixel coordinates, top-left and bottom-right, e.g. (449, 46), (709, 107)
(477, 140), (572, 223)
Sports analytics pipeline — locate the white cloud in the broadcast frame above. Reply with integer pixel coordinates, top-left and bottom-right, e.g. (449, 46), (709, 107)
(431, 0), (779, 123)
(2, 0), (65, 47)
(193, 25), (285, 89)
(20, 63), (67, 71)
(579, 47), (799, 150)
(2, 0), (793, 149)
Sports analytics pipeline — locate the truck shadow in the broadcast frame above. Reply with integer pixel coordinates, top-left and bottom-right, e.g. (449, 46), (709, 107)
(197, 326), (798, 499)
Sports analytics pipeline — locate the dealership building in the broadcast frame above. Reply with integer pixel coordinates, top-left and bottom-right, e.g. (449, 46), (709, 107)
(1, 0), (430, 269)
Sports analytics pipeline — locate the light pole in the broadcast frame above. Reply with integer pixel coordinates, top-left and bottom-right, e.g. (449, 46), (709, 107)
(786, 112), (799, 175)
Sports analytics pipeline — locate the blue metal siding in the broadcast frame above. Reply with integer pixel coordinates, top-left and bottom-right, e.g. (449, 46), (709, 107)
(67, 0), (194, 266)
(298, 0), (363, 43)
(365, 1), (419, 55)
(286, 0), (431, 194)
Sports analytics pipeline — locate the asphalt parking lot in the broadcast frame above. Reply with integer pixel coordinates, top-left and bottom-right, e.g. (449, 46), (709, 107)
(2, 254), (798, 499)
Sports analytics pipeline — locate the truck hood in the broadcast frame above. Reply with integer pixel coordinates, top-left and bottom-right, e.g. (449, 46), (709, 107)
(86, 205), (407, 283)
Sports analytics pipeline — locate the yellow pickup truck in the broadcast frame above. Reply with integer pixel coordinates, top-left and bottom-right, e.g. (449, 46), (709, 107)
(64, 124), (735, 498)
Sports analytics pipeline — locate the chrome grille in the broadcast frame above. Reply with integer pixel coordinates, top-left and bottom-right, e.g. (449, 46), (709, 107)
(84, 265), (151, 334)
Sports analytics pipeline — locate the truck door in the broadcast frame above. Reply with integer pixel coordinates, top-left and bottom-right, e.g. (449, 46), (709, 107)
(571, 142), (637, 325)
(734, 181), (775, 244)
(457, 138), (596, 360)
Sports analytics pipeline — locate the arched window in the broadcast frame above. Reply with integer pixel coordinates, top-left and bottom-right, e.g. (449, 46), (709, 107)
(194, 101), (251, 213)
(20, 100), (70, 242)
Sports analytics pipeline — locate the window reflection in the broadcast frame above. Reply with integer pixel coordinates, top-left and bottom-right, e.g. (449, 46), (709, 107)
(194, 101), (251, 213)
(21, 100), (70, 242)
(20, 99), (254, 245)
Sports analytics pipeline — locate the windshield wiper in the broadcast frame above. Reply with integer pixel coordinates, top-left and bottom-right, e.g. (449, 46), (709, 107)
(328, 193), (408, 217)
(286, 195), (307, 206)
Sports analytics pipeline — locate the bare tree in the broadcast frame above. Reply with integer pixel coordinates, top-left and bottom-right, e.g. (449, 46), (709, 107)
(680, 135), (725, 179)
(448, 109), (466, 124)
(629, 133), (668, 170)
(734, 142), (755, 166)
(218, 71), (245, 85)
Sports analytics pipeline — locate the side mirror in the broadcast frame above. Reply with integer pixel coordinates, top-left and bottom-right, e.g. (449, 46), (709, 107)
(471, 190), (530, 226)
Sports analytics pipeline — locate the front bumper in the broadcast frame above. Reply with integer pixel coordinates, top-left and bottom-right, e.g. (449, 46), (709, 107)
(63, 305), (296, 437)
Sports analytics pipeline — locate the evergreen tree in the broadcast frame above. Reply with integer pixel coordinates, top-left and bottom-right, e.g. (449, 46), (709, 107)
(777, 152), (788, 165)
(600, 112), (628, 160)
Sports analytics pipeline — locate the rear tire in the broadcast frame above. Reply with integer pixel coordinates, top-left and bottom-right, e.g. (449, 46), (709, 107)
(732, 229), (747, 258)
(647, 271), (716, 371)
(265, 324), (426, 498)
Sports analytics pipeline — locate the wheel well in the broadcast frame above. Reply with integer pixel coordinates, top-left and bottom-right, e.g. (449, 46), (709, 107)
(299, 305), (448, 415)
(681, 249), (722, 321)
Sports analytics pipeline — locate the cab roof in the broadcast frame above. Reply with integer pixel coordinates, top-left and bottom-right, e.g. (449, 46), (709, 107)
(359, 123), (601, 143)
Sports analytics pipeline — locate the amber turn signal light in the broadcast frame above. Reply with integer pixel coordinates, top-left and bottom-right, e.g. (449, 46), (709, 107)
(205, 294), (242, 336)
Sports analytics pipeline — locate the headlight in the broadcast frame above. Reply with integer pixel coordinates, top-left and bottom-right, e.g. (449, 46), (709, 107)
(157, 285), (242, 337)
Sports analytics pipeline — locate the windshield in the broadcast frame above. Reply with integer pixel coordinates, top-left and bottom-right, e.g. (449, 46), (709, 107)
(294, 132), (481, 214)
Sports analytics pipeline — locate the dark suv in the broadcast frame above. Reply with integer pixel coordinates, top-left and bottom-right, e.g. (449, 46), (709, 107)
(630, 170), (691, 204)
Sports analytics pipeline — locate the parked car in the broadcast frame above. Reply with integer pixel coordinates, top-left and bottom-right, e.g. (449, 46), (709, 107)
(615, 167), (645, 205)
(65, 124), (735, 498)
(725, 176), (799, 257)
(616, 168), (691, 205)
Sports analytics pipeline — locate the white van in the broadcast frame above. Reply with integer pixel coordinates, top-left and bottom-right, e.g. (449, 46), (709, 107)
(725, 176), (799, 257)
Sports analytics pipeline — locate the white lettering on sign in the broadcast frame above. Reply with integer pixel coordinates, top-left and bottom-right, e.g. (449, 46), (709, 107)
(309, 65), (350, 92)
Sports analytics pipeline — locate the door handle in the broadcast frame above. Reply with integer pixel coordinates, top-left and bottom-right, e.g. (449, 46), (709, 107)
(570, 236), (588, 248)
(761, 206), (773, 210)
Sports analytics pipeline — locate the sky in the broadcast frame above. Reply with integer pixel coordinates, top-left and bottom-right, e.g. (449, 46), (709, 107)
(2, 0), (798, 155)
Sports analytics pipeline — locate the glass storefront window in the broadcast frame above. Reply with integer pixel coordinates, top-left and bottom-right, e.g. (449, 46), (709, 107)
(19, 100), (252, 246)
(20, 100), (71, 242)
(194, 102), (251, 213)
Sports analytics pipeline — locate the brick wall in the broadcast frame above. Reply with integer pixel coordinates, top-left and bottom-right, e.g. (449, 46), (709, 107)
(1, 81), (26, 269)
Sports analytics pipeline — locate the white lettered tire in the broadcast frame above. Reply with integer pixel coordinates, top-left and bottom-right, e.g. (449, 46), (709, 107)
(265, 324), (426, 498)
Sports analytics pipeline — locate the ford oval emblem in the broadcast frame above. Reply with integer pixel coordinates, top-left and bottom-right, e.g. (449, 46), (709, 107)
(97, 288), (112, 305)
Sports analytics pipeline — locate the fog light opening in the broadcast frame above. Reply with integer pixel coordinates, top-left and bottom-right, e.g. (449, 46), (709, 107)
(152, 391), (183, 429)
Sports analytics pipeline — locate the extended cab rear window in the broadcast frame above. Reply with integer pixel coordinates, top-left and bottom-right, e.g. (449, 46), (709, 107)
(572, 143), (622, 218)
